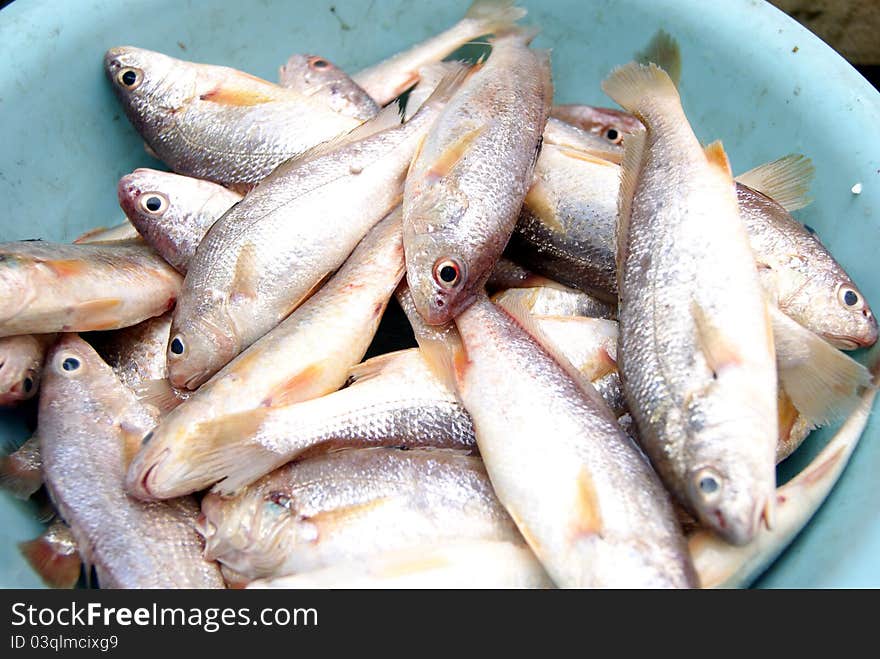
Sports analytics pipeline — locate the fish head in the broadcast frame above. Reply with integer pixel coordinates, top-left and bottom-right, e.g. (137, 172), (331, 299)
(104, 46), (196, 138)
(279, 54), (342, 94)
(404, 188), (488, 325)
(199, 482), (301, 578)
(683, 450), (774, 547)
(166, 309), (237, 390)
(0, 342), (41, 406)
(784, 273), (877, 350)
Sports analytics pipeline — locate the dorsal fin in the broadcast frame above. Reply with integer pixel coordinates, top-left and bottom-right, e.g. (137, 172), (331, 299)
(735, 154), (815, 212)
(615, 128), (647, 273)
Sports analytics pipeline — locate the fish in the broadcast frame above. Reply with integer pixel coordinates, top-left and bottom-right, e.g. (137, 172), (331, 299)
(692, 346), (879, 587)
(485, 258), (561, 290)
(550, 104), (643, 145)
(104, 46), (364, 188)
(38, 335), (224, 588)
(507, 142), (620, 299)
(198, 447), (524, 581)
(0, 334), (55, 405)
(491, 286), (617, 320)
(737, 172), (878, 349)
(0, 433), (43, 499)
(126, 210), (406, 500)
(426, 294), (696, 587)
(351, 0), (526, 106)
(278, 54), (379, 120)
(166, 70), (464, 389)
(603, 63), (778, 545)
(404, 29), (552, 325)
(117, 169), (243, 274)
(90, 313), (190, 416)
(0, 241), (181, 337)
(248, 540), (552, 589)
(19, 519), (82, 589)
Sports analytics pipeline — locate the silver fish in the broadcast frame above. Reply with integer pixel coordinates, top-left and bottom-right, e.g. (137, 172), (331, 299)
(117, 169), (242, 274)
(603, 63), (777, 545)
(39, 335), (224, 588)
(0, 241), (181, 337)
(104, 46), (364, 188)
(166, 71), (463, 389)
(432, 294), (697, 587)
(491, 286), (616, 320)
(404, 30), (552, 324)
(199, 447), (523, 581)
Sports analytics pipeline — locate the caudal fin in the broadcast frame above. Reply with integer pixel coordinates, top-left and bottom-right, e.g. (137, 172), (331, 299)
(602, 62), (679, 117)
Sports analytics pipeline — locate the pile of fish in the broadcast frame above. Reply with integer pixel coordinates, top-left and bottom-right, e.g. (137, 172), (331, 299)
(2, 0), (878, 589)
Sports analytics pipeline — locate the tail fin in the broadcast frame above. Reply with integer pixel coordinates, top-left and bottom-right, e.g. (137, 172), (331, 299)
(404, 61), (471, 121)
(19, 521), (82, 589)
(602, 62), (679, 116)
(635, 29), (682, 88)
(410, 65), (472, 118)
(464, 0), (527, 32)
(771, 306), (873, 426)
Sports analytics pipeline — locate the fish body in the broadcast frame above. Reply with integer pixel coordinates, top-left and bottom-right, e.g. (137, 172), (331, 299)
(278, 54), (379, 119)
(508, 142), (620, 299)
(127, 212), (405, 499)
(0, 241), (181, 337)
(104, 46), (364, 188)
(447, 296), (697, 587)
(39, 335), (224, 588)
(248, 540), (552, 589)
(167, 74), (460, 388)
(603, 63), (778, 544)
(118, 169), (242, 274)
(351, 0), (526, 105)
(491, 286), (616, 320)
(404, 31), (552, 324)
(199, 447), (523, 581)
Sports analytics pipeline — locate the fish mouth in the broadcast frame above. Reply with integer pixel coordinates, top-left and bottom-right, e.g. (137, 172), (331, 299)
(125, 448), (170, 500)
(820, 333), (868, 351)
(116, 174), (142, 218)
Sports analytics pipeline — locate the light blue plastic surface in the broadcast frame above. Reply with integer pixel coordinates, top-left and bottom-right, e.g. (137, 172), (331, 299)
(0, 0), (877, 588)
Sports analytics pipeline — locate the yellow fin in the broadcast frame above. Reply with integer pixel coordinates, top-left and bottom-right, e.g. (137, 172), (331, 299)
(75, 298), (124, 330)
(346, 350), (411, 385)
(703, 140), (732, 177)
(615, 127), (646, 273)
(635, 29), (682, 88)
(771, 306), (873, 426)
(45, 259), (87, 278)
(132, 378), (185, 415)
(403, 61), (471, 121)
(230, 243), (260, 301)
(557, 147), (617, 167)
(571, 468), (603, 540)
(735, 154), (815, 212)
(261, 363), (326, 407)
(426, 125), (486, 182)
(602, 62), (678, 116)
(199, 83), (281, 106)
(19, 522), (81, 590)
(296, 102), (401, 163)
(692, 301), (743, 376)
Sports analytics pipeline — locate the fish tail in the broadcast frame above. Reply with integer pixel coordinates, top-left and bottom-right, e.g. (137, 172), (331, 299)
(772, 306), (874, 426)
(19, 525), (82, 589)
(464, 0), (527, 33)
(602, 62), (679, 120)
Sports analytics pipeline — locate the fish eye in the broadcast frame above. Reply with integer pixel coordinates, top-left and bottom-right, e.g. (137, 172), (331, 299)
(692, 467), (723, 504)
(433, 258), (463, 289)
(116, 67), (143, 90)
(169, 336), (185, 356)
(60, 355), (81, 373)
(142, 430), (154, 445)
(604, 127), (622, 144)
(139, 192), (168, 216)
(837, 284), (864, 310)
(309, 57), (330, 70)
(22, 376), (34, 394)
(268, 491), (291, 509)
